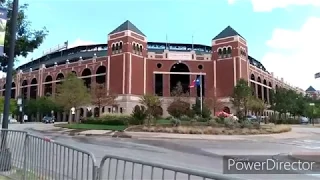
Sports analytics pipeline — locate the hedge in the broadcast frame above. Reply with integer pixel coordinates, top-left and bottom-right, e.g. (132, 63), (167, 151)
(82, 115), (134, 126)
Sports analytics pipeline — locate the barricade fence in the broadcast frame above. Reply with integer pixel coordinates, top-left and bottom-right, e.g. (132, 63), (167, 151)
(0, 129), (245, 180)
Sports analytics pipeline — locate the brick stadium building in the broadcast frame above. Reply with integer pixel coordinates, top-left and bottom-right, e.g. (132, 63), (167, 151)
(1, 20), (304, 121)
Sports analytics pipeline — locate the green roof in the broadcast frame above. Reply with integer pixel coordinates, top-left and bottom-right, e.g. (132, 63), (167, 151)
(109, 20), (145, 36)
(213, 26), (245, 40)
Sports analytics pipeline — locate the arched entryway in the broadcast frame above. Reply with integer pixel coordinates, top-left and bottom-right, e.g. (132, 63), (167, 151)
(44, 75), (53, 96)
(80, 108), (84, 118)
(170, 63), (190, 94)
(263, 79), (268, 103)
(94, 107), (99, 117)
(21, 80), (28, 99)
(223, 106), (231, 114)
(56, 73), (64, 92)
(257, 77), (262, 100)
(250, 74), (255, 96)
(81, 68), (91, 89)
(30, 78), (37, 99)
(11, 82), (15, 99)
(96, 66), (106, 85)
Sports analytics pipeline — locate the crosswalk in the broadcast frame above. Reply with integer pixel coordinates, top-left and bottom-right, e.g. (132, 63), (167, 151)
(285, 139), (320, 150)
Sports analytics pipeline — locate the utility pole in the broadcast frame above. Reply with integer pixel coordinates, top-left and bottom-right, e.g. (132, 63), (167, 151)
(0, 0), (18, 171)
(2, 0), (18, 129)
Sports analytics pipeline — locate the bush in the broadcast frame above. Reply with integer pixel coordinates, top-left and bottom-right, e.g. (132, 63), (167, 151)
(223, 118), (239, 129)
(152, 105), (163, 119)
(240, 120), (253, 129)
(167, 100), (191, 118)
(180, 115), (191, 121)
(171, 118), (181, 127)
(131, 105), (147, 125)
(82, 114), (133, 126)
(192, 98), (211, 118)
(208, 119), (219, 127)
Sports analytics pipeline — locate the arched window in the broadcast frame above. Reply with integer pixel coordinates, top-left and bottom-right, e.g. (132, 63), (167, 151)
(222, 48), (227, 57)
(119, 42), (123, 52)
(115, 43), (119, 53)
(227, 47), (232, 57)
(136, 44), (139, 54)
(112, 44), (115, 54)
(218, 49), (222, 58)
(132, 43), (136, 53)
(139, 45), (143, 53)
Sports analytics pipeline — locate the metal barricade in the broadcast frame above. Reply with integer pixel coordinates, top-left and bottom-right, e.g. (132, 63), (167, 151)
(97, 154), (245, 180)
(0, 129), (98, 180)
(24, 134), (98, 180)
(0, 129), (246, 180)
(0, 129), (27, 179)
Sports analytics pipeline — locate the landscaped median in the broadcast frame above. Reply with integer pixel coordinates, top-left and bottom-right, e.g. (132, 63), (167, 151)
(54, 114), (292, 137)
(126, 118), (292, 135)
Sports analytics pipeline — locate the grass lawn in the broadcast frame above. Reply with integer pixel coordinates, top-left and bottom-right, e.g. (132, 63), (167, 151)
(54, 123), (127, 131)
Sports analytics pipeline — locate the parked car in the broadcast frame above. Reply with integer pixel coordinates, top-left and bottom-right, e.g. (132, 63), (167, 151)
(245, 115), (259, 122)
(9, 117), (17, 123)
(42, 116), (55, 124)
(300, 117), (309, 124)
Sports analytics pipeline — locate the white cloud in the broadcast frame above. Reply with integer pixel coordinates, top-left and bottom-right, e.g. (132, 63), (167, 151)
(229, 0), (320, 12)
(68, 38), (97, 48)
(261, 17), (320, 90)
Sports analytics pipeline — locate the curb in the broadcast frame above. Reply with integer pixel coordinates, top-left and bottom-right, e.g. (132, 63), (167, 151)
(287, 153), (320, 164)
(29, 128), (132, 138)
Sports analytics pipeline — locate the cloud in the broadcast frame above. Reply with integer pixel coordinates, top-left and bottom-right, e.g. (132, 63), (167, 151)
(229, 0), (320, 12)
(68, 38), (97, 48)
(261, 17), (320, 90)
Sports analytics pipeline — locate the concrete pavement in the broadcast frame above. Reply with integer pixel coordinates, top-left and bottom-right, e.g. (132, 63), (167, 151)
(6, 123), (320, 179)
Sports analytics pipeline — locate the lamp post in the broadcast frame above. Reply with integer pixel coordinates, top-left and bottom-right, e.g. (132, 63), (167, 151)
(17, 96), (22, 124)
(310, 103), (315, 126)
(0, 0), (18, 171)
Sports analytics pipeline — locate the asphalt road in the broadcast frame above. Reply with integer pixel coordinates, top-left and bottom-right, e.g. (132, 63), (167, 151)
(6, 123), (320, 180)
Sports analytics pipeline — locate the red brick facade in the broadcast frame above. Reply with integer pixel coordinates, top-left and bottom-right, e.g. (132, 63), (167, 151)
(0, 21), (304, 118)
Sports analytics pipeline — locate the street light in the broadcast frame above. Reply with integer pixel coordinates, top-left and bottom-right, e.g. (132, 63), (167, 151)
(310, 103), (315, 126)
(0, 0), (18, 171)
(17, 96), (23, 124)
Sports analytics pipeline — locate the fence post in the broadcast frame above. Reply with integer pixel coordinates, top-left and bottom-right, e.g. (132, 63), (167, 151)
(22, 133), (29, 180)
(94, 165), (100, 180)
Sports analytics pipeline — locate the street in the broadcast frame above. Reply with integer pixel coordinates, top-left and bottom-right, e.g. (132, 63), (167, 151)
(8, 123), (320, 180)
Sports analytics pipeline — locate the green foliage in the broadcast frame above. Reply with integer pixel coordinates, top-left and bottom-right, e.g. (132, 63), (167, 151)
(167, 100), (191, 118)
(55, 73), (90, 112)
(139, 94), (162, 126)
(0, 97), (17, 114)
(131, 105), (147, 125)
(83, 115), (133, 126)
(248, 96), (265, 115)
(170, 118), (181, 127)
(271, 87), (309, 117)
(231, 79), (252, 118)
(0, 1), (48, 67)
(192, 98), (211, 118)
(24, 96), (62, 118)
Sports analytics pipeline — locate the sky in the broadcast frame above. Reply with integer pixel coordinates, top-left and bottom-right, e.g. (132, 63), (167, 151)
(6, 0), (320, 90)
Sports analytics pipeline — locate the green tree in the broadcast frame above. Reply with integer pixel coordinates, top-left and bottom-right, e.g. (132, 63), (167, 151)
(192, 98), (211, 118)
(231, 79), (252, 118)
(0, 1), (48, 67)
(54, 73), (90, 123)
(0, 97), (17, 114)
(248, 96), (266, 122)
(139, 94), (162, 126)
